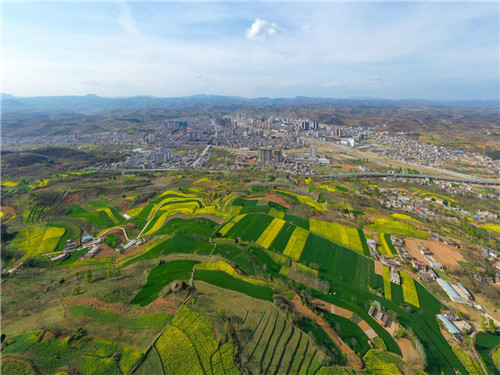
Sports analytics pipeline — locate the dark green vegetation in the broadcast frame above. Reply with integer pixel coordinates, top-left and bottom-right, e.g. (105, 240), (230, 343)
(194, 270), (275, 301)
(2, 169), (487, 375)
(132, 260), (199, 306)
(475, 333), (500, 374)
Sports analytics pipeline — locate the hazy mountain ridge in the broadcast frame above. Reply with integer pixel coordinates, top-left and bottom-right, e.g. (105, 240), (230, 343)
(2, 93), (498, 115)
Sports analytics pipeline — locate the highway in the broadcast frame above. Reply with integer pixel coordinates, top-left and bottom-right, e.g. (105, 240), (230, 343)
(91, 168), (500, 185)
(312, 172), (500, 186)
(301, 136), (490, 181)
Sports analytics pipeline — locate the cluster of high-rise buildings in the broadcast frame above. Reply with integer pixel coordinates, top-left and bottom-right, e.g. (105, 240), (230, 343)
(259, 147), (283, 163)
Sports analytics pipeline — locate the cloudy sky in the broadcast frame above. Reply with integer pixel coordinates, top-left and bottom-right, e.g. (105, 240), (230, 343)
(3, 1), (499, 100)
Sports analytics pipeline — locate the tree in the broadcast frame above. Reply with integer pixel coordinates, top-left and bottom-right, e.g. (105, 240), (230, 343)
(107, 268), (113, 279)
(114, 268), (120, 278)
(481, 316), (487, 332)
(85, 269), (92, 283)
(489, 318), (496, 334)
(72, 286), (81, 295)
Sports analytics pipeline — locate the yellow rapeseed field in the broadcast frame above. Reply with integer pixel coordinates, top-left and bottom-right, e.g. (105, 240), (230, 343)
(256, 218), (286, 249)
(219, 214), (246, 236)
(401, 272), (420, 308)
(283, 227), (309, 261)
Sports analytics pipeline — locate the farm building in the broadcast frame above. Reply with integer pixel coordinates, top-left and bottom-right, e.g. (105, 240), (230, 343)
(419, 245), (432, 256)
(418, 269), (437, 282)
(396, 247), (412, 262)
(483, 246), (498, 259)
(431, 233), (445, 242)
(456, 283), (473, 302)
(412, 259), (427, 271)
(123, 239), (138, 251)
(50, 250), (70, 263)
(368, 306), (390, 327)
(437, 314), (461, 341)
(390, 267), (400, 285)
(425, 256), (444, 270)
(82, 235), (92, 243)
(391, 236), (405, 247)
(65, 239), (78, 250)
(123, 213), (132, 220)
(381, 256), (400, 268)
(84, 246), (101, 259)
(436, 278), (469, 304)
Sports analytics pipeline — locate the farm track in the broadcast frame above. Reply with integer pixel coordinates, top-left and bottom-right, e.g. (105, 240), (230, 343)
(290, 295), (364, 370)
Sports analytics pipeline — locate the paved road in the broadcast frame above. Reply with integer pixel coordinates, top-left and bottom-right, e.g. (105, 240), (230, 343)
(92, 167), (499, 185)
(312, 172), (500, 185)
(301, 136), (490, 181)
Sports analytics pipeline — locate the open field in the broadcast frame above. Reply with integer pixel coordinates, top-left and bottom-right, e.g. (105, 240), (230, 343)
(404, 238), (465, 270)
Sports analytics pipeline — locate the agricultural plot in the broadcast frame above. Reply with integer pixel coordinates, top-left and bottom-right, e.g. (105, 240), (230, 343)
(367, 218), (427, 239)
(309, 219), (365, 254)
(400, 272), (420, 308)
(195, 270), (275, 301)
(475, 333), (500, 374)
(241, 307), (324, 374)
(382, 266), (392, 300)
(283, 226), (309, 261)
(273, 189), (326, 211)
(300, 234), (373, 290)
(3, 334), (140, 375)
(219, 214), (246, 236)
(256, 217), (286, 249)
(154, 305), (239, 375)
(283, 214), (310, 230)
(69, 305), (171, 330)
(268, 222), (296, 253)
(11, 225), (66, 261)
(268, 207), (285, 218)
(132, 260), (199, 306)
(1, 358), (36, 375)
(141, 212), (169, 237)
(38, 226), (66, 254)
(378, 233), (395, 258)
(196, 261), (287, 296)
(392, 213), (422, 223)
(212, 243), (256, 276)
(156, 217), (218, 238)
(224, 213), (274, 242)
(322, 312), (371, 356)
(67, 205), (115, 229)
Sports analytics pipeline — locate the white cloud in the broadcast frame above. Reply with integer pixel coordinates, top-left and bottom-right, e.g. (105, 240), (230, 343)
(246, 18), (281, 42)
(118, 3), (140, 37)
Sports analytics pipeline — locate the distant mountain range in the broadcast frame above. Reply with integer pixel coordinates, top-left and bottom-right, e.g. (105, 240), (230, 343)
(1, 93), (498, 114)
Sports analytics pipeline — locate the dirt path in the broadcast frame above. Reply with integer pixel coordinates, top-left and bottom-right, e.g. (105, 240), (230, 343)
(291, 295), (364, 370)
(98, 227), (130, 242)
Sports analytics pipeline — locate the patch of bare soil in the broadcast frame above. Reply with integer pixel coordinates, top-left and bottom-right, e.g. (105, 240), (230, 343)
(245, 193), (291, 208)
(63, 296), (127, 314)
(94, 244), (118, 259)
(374, 260), (384, 276)
(404, 238), (464, 270)
(398, 338), (421, 366)
(139, 296), (180, 315)
(116, 202), (129, 212)
(62, 192), (80, 206)
(0, 206), (16, 216)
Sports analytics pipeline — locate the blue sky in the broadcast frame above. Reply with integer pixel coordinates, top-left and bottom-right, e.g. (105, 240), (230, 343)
(2, 1), (499, 100)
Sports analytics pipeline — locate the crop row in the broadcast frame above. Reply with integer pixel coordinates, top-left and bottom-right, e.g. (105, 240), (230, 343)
(400, 272), (420, 308)
(256, 218), (286, 249)
(382, 266), (392, 300)
(282, 226), (309, 261)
